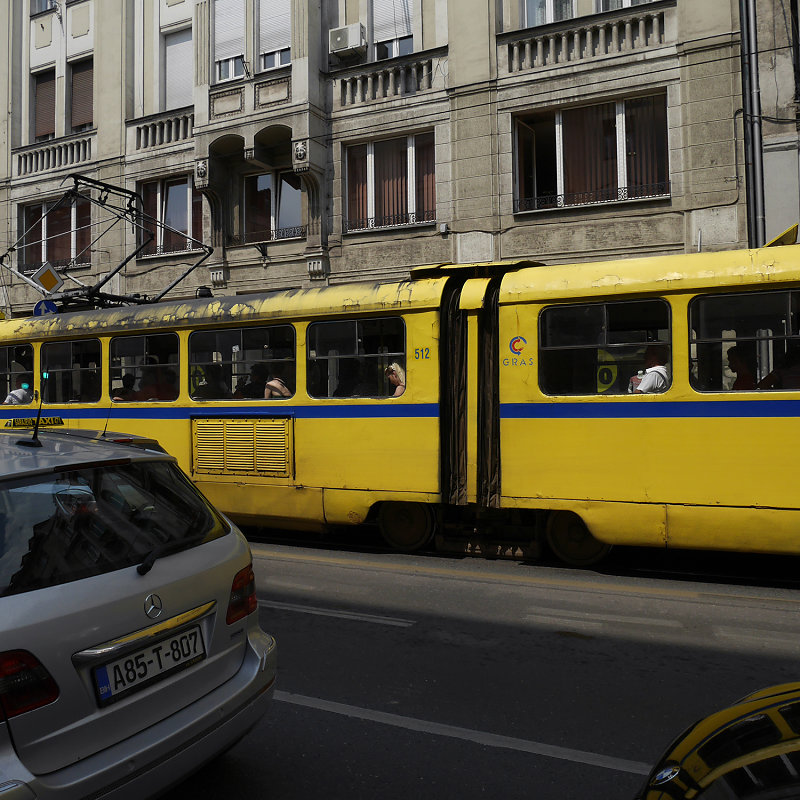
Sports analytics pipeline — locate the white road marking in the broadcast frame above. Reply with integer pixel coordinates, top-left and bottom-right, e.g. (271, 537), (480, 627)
(274, 691), (651, 776)
(258, 600), (416, 627)
(527, 609), (683, 628)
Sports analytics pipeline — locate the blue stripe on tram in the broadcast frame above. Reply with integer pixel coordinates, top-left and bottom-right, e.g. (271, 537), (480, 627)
(500, 400), (800, 419)
(0, 403), (441, 422)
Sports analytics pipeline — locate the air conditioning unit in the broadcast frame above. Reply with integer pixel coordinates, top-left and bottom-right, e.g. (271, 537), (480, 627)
(329, 23), (366, 56)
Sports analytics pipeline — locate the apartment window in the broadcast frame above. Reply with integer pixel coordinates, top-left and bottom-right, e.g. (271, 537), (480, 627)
(373, 0), (412, 59)
(345, 132), (435, 232)
(596, 0), (654, 10)
(70, 58), (93, 132)
(539, 300), (671, 395)
(41, 339), (101, 404)
(215, 0), (245, 82)
(33, 69), (56, 141)
(515, 94), (669, 212)
(30, 0), (57, 14)
(238, 172), (304, 244)
(259, 0), (291, 70)
(19, 196), (91, 274)
(524, 0), (574, 27)
(139, 176), (203, 256)
(164, 28), (193, 110)
(307, 318), (406, 398)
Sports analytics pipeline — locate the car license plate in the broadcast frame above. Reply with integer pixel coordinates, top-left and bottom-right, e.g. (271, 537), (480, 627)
(93, 626), (205, 705)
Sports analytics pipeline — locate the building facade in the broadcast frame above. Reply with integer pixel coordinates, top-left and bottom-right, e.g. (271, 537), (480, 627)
(0, 0), (795, 314)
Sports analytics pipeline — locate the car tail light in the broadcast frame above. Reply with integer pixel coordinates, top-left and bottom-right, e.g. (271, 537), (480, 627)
(0, 650), (59, 719)
(227, 563), (257, 624)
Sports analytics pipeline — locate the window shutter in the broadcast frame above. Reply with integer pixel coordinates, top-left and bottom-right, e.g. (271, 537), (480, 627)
(165, 28), (193, 110)
(260, 0), (291, 55)
(34, 70), (55, 139)
(372, 0), (412, 44)
(70, 59), (93, 130)
(215, 0), (245, 61)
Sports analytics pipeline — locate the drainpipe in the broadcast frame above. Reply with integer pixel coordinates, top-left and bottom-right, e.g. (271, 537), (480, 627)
(740, 0), (767, 247)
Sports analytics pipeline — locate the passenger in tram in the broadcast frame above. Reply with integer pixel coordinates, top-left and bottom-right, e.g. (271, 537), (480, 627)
(112, 373), (136, 401)
(235, 363), (268, 398)
(264, 370), (292, 398)
(333, 359), (363, 397)
(758, 344), (800, 390)
(632, 345), (670, 393)
(3, 374), (33, 405)
(192, 364), (231, 400)
(726, 345), (756, 390)
(385, 362), (406, 397)
(160, 368), (179, 401)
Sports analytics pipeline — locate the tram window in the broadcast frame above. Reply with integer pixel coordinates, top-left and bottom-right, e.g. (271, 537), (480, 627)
(306, 318), (405, 398)
(188, 325), (295, 400)
(110, 334), (179, 401)
(689, 290), (800, 391)
(41, 340), (101, 403)
(539, 300), (670, 395)
(0, 344), (34, 404)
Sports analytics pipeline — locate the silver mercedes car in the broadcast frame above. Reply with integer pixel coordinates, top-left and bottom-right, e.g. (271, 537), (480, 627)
(0, 425), (276, 799)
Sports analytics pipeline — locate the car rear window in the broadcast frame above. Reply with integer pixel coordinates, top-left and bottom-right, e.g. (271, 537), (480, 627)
(0, 460), (229, 596)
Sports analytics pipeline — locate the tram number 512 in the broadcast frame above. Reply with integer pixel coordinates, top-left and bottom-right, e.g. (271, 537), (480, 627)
(414, 348), (430, 360)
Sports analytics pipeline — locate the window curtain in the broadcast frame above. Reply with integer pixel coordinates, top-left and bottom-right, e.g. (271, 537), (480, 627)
(70, 59), (93, 130)
(373, 0), (412, 43)
(374, 137), (408, 224)
(554, 0), (574, 21)
(215, 0), (245, 61)
(34, 70), (56, 139)
(625, 95), (668, 197)
(260, 0), (291, 55)
(47, 202), (72, 265)
(140, 182), (159, 255)
(415, 133), (435, 221)
(21, 206), (43, 269)
(75, 197), (91, 264)
(165, 29), (193, 110)
(562, 102), (617, 204)
(347, 145), (369, 228)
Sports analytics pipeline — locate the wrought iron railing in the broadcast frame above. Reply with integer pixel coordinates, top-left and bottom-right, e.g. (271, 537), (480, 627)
(19, 256), (91, 276)
(227, 226), (307, 247)
(343, 209), (436, 233)
(514, 182), (670, 212)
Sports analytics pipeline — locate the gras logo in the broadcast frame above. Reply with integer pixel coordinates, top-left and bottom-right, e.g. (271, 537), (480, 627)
(509, 336), (527, 355)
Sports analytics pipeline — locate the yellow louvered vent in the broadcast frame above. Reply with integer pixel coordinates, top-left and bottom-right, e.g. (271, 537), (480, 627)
(192, 418), (292, 477)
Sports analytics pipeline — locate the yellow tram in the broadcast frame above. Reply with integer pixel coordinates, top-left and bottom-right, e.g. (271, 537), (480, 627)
(2, 244), (800, 566)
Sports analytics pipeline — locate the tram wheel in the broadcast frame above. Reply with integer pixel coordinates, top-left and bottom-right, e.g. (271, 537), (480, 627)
(377, 502), (436, 552)
(546, 511), (611, 567)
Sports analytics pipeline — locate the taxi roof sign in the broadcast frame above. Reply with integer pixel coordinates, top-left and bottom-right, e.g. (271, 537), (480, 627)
(4, 417), (64, 428)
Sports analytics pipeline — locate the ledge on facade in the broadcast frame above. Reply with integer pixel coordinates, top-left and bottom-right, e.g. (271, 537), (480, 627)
(513, 183), (671, 213)
(126, 107), (195, 155)
(13, 131), (96, 179)
(498, 0), (675, 76)
(137, 243), (205, 260)
(331, 46), (447, 109)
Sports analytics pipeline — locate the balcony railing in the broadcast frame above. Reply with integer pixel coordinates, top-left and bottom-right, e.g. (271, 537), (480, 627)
(343, 209), (436, 233)
(19, 256), (91, 276)
(14, 133), (95, 178)
(128, 109), (194, 154)
(514, 182), (671, 212)
(501, 2), (673, 75)
(227, 226), (308, 246)
(334, 48), (447, 109)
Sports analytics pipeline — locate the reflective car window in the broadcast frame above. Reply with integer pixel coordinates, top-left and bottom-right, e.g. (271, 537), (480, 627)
(0, 460), (228, 595)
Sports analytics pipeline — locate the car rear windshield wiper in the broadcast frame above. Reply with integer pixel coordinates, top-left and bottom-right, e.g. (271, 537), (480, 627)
(137, 537), (203, 576)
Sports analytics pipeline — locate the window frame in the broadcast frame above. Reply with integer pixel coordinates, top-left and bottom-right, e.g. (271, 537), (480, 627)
(33, 68), (56, 142)
(0, 344), (34, 406)
(138, 175), (204, 257)
(188, 324), (296, 401)
(18, 195), (92, 274)
(514, 94), (670, 213)
(595, 0), (654, 11)
(109, 333), (180, 402)
(523, 0), (575, 28)
(538, 298), (672, 396)
(41, 339), (102, 404)
(306, 317), (406, 399)
(69, 57), (94, 133)
(344, 133), (436, 232)
(235, 171), (305, 246)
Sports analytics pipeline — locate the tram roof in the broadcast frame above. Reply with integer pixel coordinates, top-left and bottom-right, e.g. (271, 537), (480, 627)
(499, 245), (800, 303)
(0, 276), (451, 340)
